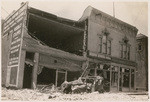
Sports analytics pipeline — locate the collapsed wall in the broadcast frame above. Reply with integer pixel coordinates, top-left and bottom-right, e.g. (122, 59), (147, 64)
(27, 7), (85, 56)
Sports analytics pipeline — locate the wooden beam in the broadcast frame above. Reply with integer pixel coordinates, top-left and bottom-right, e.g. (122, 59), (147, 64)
(38, 62), (81, 72)
(22, 39), (87, 62)
(31, 52), (39, 89)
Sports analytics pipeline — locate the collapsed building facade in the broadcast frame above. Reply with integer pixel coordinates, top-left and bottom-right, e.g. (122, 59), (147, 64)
(2, 2), (138, 92)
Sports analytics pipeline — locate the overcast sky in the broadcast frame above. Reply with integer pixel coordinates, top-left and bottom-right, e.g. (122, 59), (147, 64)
(1, 0), (148, 35)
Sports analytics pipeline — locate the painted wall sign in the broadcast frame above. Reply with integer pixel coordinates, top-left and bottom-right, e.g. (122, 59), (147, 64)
(5, 2), (28, 86)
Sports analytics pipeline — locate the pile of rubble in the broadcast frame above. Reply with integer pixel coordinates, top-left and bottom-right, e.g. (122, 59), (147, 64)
(1, 87), (148, 101)
(1, 75), (148, 101)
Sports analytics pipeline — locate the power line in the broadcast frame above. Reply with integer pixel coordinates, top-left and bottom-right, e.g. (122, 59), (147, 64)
(113, 2), (115, 18)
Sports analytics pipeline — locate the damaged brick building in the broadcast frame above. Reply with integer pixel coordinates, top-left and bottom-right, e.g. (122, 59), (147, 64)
(2, 2), (139, 92)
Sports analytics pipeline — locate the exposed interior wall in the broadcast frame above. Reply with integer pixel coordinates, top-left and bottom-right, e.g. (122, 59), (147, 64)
(27, 13), (84, 56)
(61, 34), (83, 55)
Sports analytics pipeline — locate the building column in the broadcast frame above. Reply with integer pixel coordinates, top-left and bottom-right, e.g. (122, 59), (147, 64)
(31, 52), (39, 89)
(17, 50), (26, 88)
(5, 67), (11, 87)
(55, 69), (58, 87)
(110, 65), (112, 91)
(117, 66), (120, 91)
(129, 68), (131, 91)
(134, 68), (136, 90)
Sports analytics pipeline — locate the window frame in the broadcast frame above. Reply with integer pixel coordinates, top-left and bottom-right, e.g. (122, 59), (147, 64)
(120, 42), (130, 60)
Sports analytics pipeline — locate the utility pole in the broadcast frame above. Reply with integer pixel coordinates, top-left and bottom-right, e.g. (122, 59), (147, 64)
(113, 2), (115, 18)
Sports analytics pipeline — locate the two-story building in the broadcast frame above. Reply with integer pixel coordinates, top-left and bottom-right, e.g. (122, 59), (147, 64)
(2, 3), (138, 92)
(79, 6), (138, 92)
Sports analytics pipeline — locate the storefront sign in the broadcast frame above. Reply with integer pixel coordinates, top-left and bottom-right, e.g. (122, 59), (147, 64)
(5, 2), (28, 86)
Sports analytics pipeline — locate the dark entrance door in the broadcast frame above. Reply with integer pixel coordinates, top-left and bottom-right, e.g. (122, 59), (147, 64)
(119, 68), (130, 91)
(23, 63), (33, 88)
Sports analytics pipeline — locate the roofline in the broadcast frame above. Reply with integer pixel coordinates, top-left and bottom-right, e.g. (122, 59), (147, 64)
(91, 6), (138, 31)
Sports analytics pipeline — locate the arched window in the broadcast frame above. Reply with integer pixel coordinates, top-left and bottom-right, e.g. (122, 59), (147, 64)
(98, 28), (112, 55)
(120, 36), (130, 60)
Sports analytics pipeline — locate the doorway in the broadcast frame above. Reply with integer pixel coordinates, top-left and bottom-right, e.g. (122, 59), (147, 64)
(23, 63), (33, 88)
(119, 68), (130, 91)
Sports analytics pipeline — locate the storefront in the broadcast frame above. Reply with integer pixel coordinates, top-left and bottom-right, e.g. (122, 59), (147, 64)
(82, 58), (136, 92)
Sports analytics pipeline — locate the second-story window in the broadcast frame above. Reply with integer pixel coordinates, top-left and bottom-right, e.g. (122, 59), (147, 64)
(120, 36), (130, 60)
(123, 45), (127, 59)
(127, 46), (130, 60)
(99, 37), (102, 53)
(102, 35), (107, 54)
(120, 44), (123, 58)
(138, 43), (142, 51)
(107, 40), (111, 55)
(98, 28), (112, 55)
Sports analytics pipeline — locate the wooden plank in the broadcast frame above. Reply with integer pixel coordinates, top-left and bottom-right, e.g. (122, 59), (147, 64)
(31, 52), (39, 89)
(38, 62), (81, 72)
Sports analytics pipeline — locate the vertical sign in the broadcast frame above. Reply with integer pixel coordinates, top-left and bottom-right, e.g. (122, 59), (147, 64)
(4, 2), (28, 86)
